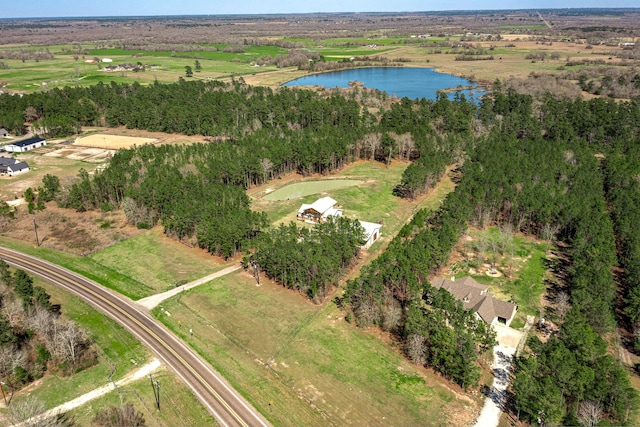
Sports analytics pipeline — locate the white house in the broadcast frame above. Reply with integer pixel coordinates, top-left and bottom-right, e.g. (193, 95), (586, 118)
(359, 221), (382, 249)
(0, 157), (29, 176)
(4, 137), (46, 153)
(297, 196), (342, 223)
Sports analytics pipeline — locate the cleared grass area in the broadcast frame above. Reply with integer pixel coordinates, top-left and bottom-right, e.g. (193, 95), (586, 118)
(66, 367), (216, 427)
(89, 228), (230, 293)
(155, 270), (477, 426)
(0, 236), (152, 300)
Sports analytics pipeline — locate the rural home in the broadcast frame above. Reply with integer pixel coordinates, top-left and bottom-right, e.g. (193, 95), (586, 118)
(0, 157), (29, 176)
(4, 137), (46, 153)
(430, 276), (517, 326)
(359, 221), (382, 249)
(297, 196), (342, 223)
(0, 128), (8, 138)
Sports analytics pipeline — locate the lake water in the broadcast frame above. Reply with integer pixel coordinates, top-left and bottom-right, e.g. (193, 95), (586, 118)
(283, 67), (485, 101)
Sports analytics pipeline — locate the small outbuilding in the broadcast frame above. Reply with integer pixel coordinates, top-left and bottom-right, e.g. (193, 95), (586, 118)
(297, 196), (343, 223)
(0, 157), (29, 176)
(4, 137), (46, 153)
(359, 221), (382, 249)
(0, 128), (8, 138)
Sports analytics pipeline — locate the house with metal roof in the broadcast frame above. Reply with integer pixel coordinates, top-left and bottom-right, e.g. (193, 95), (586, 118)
(4, 137), (46, 153)
(297, 196), (343, 223)
(430, 276), (517, 326)
(0, 157), (30, 176)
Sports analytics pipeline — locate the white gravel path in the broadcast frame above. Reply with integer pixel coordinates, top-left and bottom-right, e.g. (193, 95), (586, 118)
(136, 264), (242, 310)
(473, 345), (516, 427)
(15, 359), (162, 427)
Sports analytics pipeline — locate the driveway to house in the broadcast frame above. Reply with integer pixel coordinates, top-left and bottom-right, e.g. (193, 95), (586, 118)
(473, 319), (532, 427)
(136, 264), (242, 310)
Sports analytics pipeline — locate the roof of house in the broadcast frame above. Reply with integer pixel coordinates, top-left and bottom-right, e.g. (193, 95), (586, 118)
(0, 157), (19, 166)
(8, 137), (45, 147)
(298, 196), (338, 215)
(10, 161), (29, 171)
(430, 276), (516, 323)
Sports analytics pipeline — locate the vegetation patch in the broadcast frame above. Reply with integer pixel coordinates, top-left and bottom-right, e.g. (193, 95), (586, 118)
(154, 270), (475, 426)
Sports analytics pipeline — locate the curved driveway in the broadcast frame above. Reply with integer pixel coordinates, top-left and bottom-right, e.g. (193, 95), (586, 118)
(0, 246), (271, 427)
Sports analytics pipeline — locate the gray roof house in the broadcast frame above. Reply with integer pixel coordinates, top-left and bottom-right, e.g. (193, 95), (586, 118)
(4, 137), (46, 153)
(0, 157), (29, 176)
(430, 276), (517, 326)
(0, 128), (8, 138)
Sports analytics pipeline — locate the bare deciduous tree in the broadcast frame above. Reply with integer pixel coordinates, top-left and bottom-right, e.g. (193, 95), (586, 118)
(577, 400), (602, 427)
(53, 321), (89, 369)
(405, 334), (426, 366)
(555, 291), (571, 320)
(381, 294), (402, 332)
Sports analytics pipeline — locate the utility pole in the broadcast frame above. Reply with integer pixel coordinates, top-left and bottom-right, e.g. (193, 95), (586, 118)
(0, 380), (7, 406)
(33, 219), (39, 246)
(150, 375), (160, 410)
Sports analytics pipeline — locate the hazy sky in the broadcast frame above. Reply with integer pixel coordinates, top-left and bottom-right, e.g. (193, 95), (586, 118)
(4, 0), (638, 19)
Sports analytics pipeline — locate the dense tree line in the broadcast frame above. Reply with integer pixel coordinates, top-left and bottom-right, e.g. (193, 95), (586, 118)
(245, 217), (366, 301)
(604, 141), (640, 346)
(0, 261), (94, 394)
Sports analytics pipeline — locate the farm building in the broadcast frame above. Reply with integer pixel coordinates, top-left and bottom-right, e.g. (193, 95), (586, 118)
(4, 137), (46, 153)
(359, 221), (382, 249)
(297, 196), (342, 223)
(0, 157), (29, 176)
(430, 276), (517, 326)
(0, 128), (8, 138)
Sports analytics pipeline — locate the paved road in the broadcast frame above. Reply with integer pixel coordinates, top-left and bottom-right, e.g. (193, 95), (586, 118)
(0, 246), (271, 427)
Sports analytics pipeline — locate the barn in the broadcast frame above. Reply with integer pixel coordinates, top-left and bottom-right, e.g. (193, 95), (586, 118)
(4, 137), (46, 153)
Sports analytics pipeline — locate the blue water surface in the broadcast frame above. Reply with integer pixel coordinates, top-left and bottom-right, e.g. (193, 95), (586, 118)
(283, 67), (485, 101)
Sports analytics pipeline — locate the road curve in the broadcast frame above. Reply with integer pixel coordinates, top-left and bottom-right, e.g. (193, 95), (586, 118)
(0, 246), (271, 427)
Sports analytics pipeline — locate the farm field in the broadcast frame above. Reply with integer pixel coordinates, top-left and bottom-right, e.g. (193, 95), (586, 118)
(153, 269), (479, 427)
(74, 134), (157, 149)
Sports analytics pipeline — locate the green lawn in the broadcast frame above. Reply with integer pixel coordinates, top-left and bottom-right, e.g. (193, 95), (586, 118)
(89, 228), (231, 293)
(154, 269), (475, 426)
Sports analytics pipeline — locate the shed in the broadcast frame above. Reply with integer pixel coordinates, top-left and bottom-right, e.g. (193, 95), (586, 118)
(0, 128), (8, 138)
(359, 221), (382, 249)
(4, 137), (46, 153)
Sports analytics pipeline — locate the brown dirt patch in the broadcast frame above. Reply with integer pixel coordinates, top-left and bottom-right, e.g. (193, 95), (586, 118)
(0, 204), (144, 256)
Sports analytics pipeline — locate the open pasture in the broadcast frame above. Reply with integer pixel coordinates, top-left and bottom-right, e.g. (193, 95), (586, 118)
(262, 179), (364, 201)
(155, 270), (478, 426)
(74, 133), (157, 149)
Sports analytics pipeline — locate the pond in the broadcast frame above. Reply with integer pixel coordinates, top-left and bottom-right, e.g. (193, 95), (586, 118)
(283, 67), (485, 101)
(263, 179), (365, 201)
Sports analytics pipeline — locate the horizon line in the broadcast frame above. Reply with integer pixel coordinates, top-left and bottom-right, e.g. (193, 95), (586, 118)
(2, 7), (639, 21)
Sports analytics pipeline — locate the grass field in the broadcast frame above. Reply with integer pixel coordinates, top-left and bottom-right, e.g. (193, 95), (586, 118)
(88, 228), (231, 293)
(154, 269), (478, 426)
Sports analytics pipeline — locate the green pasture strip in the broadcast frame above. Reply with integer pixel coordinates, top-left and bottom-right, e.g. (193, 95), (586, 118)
(86, 45), (286, 61)
(320, 47), (395, 58)
(321, 36), (411, 46)
(155, 270), (468, 426)
(67, 369), (216, 427)
(89, 228), (229, 293)
(7, 276), (149, 410)
(0, 236), (152, 300)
